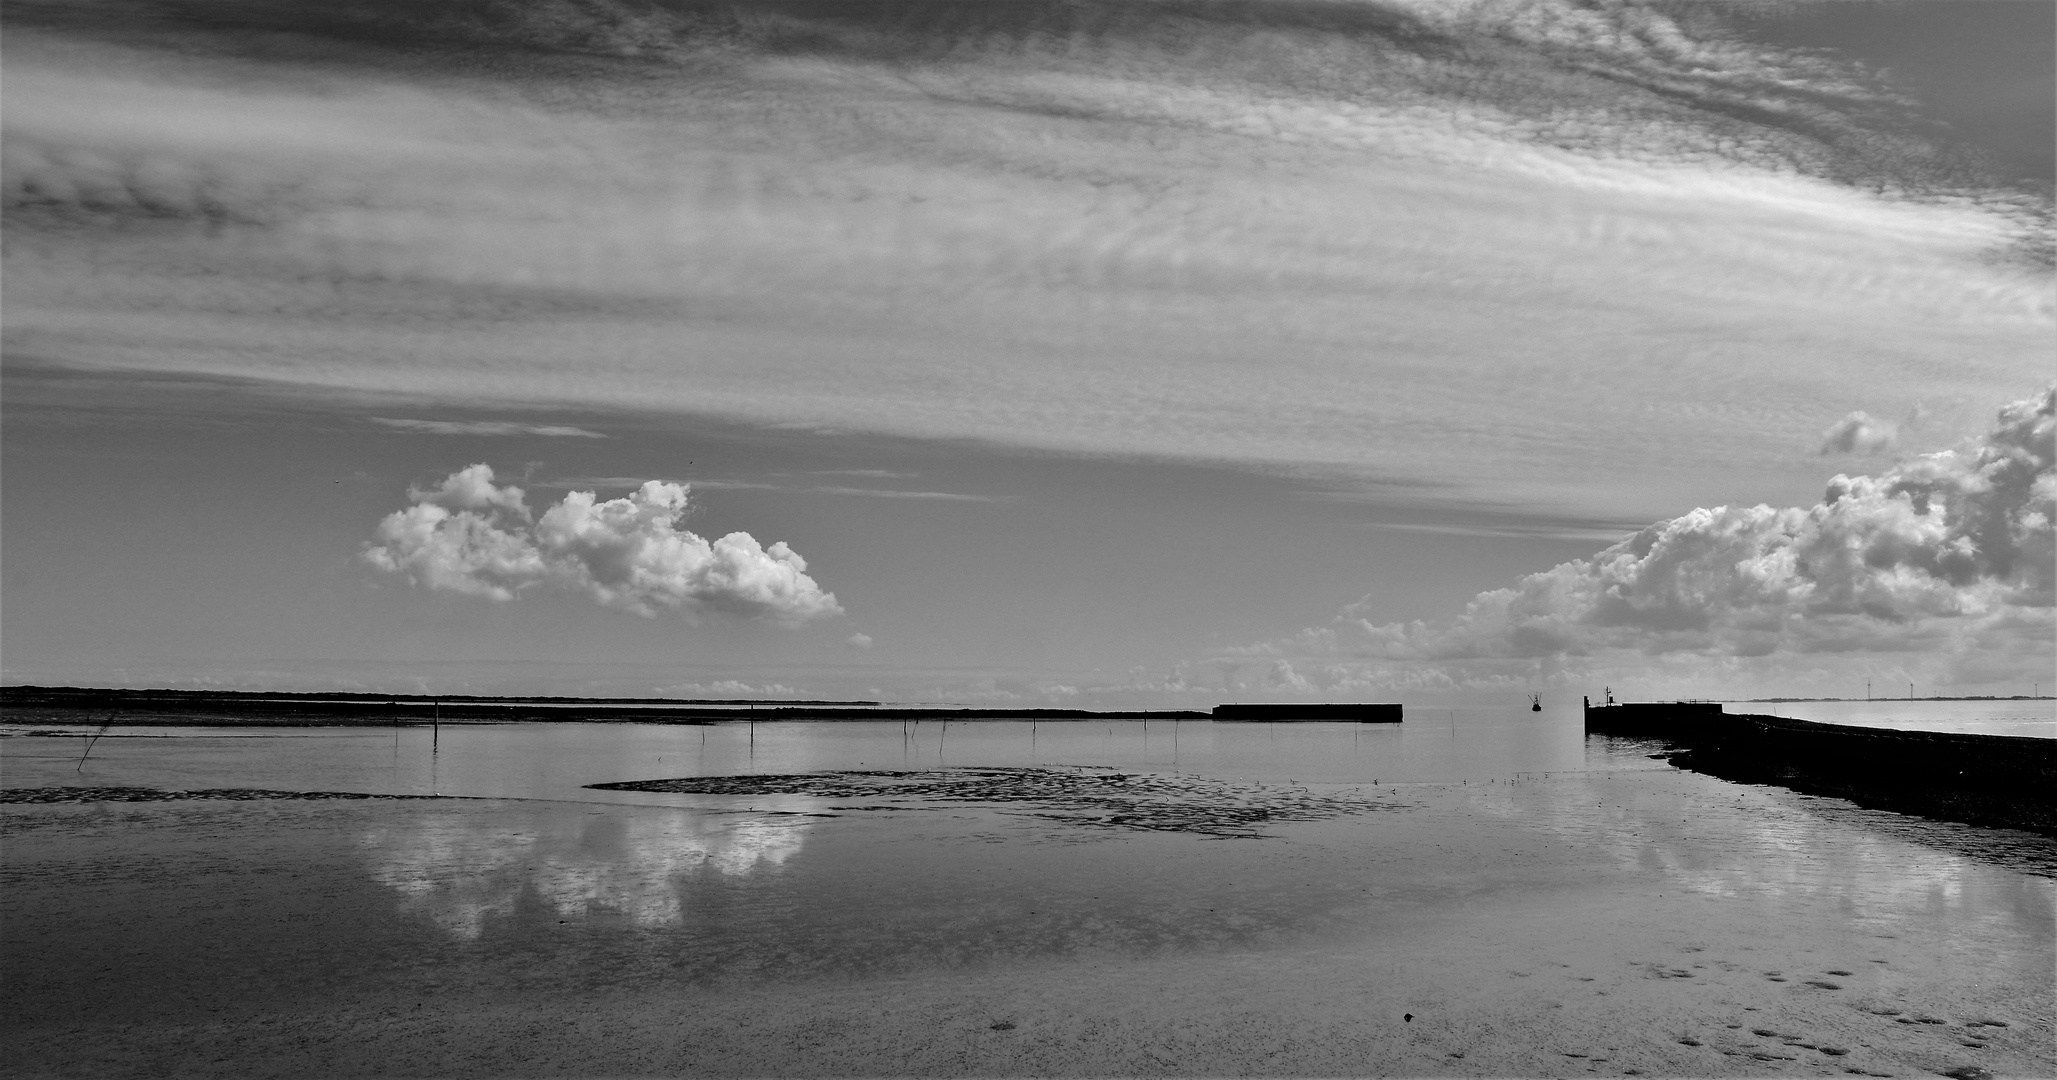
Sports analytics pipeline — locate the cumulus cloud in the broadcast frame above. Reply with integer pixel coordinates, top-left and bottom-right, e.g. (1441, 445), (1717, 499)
(845, 633), (873, 650)
(1818, 411), (1897, 456)
(363, 465), (842, 624)
(1255, 387), (2055, 690)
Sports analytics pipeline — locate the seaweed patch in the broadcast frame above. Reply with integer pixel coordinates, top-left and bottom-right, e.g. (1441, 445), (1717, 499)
(590, 767), (1409, 837)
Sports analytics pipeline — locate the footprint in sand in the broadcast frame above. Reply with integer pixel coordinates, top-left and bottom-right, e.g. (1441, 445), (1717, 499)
(1763, 971), (1788, 982)
(1676, 1037), (1702, 1047)
(1826, 969), (1854, 977)
(1804, 980), (1843, 990)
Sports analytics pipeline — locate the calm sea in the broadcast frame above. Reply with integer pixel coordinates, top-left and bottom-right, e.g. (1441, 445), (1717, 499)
(4, 700), (2049, 801)
(1721, 698), (2056, 739)
(4, 708), (1640, 801)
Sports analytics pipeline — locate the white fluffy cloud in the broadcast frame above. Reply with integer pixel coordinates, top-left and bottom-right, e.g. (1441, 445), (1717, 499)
(1818, 411), (1897, 456)
(1250, 387), (2055, 692)
(363, 465), (841, 624)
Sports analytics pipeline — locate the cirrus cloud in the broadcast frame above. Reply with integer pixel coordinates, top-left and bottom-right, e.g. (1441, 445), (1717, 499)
(363, 464), (841, 624)
(371, 417), (606, 438)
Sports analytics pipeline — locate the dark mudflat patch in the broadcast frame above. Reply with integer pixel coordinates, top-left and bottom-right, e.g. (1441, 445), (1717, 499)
(0, 785), (456, 805)
(591, 767), (1409, 837)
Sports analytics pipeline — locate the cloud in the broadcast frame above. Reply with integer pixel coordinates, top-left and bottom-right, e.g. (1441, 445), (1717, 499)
(363, 465), (842, 624)
(1818, 411), (1897, 456)
(691, 479), (998, 502)
(845, 633), (873, 650)
(372, 418), (605, 438)
(1252, 387), (2055, 692)
(656, 680), (802, 698)
(4, 3), (2049, 528)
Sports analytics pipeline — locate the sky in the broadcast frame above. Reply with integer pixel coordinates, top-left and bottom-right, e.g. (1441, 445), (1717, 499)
(3, 0), (2052, 706)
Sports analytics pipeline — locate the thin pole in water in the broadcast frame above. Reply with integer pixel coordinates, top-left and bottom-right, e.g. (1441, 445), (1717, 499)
(75, 709), (116, 772)
(433, 699), (439, 753)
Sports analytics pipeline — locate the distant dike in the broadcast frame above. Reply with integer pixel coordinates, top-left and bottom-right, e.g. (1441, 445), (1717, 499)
(0, 686), (1212, 724)
(1586, 702), (2057, 836)
(2, 687), (1409, 724)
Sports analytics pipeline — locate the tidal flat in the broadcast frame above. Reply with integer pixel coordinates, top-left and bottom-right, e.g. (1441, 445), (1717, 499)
(2, 712), (2051, 1078)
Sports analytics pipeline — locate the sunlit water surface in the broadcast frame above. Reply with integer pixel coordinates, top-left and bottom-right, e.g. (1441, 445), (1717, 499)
(2, 708), (1653, 802)
(3, 706), (2050, 1071)
(1727, 698), (2056, 738)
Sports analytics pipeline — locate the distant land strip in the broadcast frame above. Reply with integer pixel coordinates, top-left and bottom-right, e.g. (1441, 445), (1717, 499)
(1739, 695), (2053, 703)
(0, 786), (466, 804)
(0, 686), (1211, 726)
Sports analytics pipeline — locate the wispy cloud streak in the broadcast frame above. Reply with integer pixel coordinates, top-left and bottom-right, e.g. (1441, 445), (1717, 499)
(4, 0), (2050, 522)
(372, 418), (605, 438)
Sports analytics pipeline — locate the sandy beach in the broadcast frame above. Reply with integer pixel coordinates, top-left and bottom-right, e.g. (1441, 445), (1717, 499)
(4, 756), (2049, 1079)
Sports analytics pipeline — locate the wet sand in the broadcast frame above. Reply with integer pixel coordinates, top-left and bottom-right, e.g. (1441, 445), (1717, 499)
(3, 767), (2051, 1078)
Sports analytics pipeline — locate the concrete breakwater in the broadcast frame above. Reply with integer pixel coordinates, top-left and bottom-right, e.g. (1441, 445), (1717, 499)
(1588, 703), (2057, 835)
(1211, 702), (1403, 722)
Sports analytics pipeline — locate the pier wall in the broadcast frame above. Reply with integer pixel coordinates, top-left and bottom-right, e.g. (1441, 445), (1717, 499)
(1211, 703), (1403, 723)
(1587, 702), (2057, 835)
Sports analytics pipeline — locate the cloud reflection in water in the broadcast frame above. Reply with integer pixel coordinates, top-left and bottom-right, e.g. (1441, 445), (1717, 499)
(1464, 774), (2054, 922)
(363, 801), (811, 939)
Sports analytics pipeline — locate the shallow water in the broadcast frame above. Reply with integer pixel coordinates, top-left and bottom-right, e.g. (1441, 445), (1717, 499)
(1, 707), (1664, 803)
(3, 708), (2052, 1077)
(1728, 698), (2057, 738)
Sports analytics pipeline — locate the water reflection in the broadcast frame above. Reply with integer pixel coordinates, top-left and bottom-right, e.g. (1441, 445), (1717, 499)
(362, 801), (811, 939)
(1460, 771), (2055, 928)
